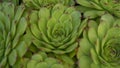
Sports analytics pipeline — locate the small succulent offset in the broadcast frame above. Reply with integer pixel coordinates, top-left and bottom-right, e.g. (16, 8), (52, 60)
(77, 14), (120, 68)
(0, 2), (30, 67)
(26, 52), (64, 68)
(23, 0), (75, 9)
(76, 0), (120, 18)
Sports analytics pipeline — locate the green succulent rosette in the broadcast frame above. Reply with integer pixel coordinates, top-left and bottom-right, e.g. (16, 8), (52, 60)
(0, 2), (31, 67)
(23, 0), (74, 9)
(26, 52), (65, 68)
(77, 14), (120, 68)
(28, 4), (86, 55)
(76, 0), (120, 18)
(28, 4), (86, 67)
(13, 48), (76, 68)
(13, 51), (73, 68)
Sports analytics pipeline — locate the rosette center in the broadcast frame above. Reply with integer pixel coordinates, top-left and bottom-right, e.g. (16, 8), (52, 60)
(103, 39), (120, 63)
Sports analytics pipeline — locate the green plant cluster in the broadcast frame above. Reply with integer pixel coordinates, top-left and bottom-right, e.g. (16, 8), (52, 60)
(0, 0), (120, 68)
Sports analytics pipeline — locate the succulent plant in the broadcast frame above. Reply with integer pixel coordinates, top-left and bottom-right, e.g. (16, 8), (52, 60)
(77, 14), (120, 68)
(26, 52), (65, 68)
(27, 4), (86, 68)
(13, 51), (75, 68)
(28, 4), (86, 55)
(23, 0), (75, 9)
(0, 2), (31, 67)
(76, 0), (120, 18)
